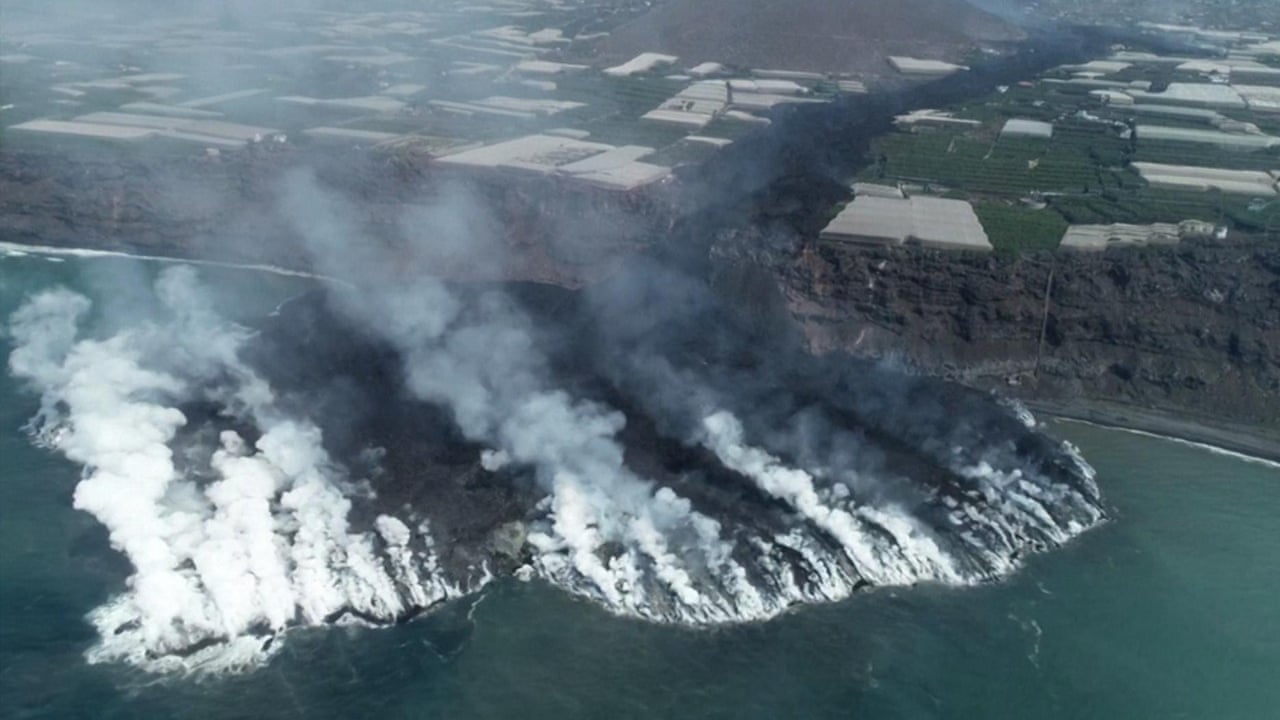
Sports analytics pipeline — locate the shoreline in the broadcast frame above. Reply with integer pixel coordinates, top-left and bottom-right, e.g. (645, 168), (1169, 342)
(0, 240), (346, 286)
(1025, 398), (1280, 467)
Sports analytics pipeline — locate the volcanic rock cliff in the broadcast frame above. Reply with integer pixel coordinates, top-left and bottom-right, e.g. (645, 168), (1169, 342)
(710, 230), (1280, 440)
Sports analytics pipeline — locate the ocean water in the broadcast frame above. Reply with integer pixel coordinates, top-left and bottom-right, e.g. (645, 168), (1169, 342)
(2, 253), (1278, 719)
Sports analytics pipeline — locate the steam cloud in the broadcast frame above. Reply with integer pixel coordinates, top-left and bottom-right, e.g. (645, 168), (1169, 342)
(6, 173), (1103, 675)
(8, 267), (464, 674)
(277, 170), (768, 622)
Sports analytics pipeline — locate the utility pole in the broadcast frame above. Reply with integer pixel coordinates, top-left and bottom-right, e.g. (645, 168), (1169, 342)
(1033, 261), (1057, 382)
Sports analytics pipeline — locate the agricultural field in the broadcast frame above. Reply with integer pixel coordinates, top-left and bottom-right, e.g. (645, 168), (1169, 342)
(973, 202), (1070, 253)
(859, 58), (1280, 250)
(867, 121), (1130, 196)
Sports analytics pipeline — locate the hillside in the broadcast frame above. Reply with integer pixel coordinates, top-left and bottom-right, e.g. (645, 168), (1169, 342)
(593, 0), (1027, 75)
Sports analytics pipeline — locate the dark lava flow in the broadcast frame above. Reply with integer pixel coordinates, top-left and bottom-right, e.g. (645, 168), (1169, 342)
(237, 250), (1104, 616)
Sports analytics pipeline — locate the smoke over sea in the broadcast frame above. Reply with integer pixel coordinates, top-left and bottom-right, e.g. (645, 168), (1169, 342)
(5, 170), (1104, 675)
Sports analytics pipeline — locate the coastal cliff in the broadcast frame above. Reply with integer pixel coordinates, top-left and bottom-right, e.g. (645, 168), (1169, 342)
(711, 229), (1280, 449)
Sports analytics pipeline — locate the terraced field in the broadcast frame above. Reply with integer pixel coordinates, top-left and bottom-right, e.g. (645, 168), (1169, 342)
(870, 126), (1119, 196)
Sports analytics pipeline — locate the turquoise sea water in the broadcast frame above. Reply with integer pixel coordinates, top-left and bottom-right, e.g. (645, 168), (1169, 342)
(2, 253), (1278, 719)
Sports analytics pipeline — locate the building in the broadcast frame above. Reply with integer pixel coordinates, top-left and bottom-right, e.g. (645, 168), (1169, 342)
(434, 134), (671, 192)
(820, 195), (992, 251)
(1062, 60), (1132, 76)
(642, 81), (728, 129)
(1060, 223), (1181, 251)
(516, 60), (588, 75)
(7, 119), (156, 145)
(893, 109), (981, 131)
(887, 57), (968, 77)
(1090, 90), (1136, 106)
(1132, 162), (1278, 196)
(278, 95), (408, 114)
(1060, 220), (1219, 251)
(604, 53), (678, 77)
(687, 62), (727, 77)
(1128, 104), (1223, 124)
(1128, 83), (1248, 109)
(303, 127), (402, 145)
(9, 113), (278, 150)
(1234, 84), (1280, 113)
(1136, 125), (1279, 151)
(851, 183), (905, 199)
(1001, 119), (1054, 139)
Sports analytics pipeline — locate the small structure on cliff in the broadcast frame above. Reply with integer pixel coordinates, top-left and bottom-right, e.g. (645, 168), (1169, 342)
(1132, 162), (1279, 196)
(1001, 118), (1055, 139)
(820, 195), (992, 251)
(8, 114), (279, 150)
(604, 52), (679, 77)
(434, 133), (671, 192)
(1060, 220), (1220, 251)
(887, 56), (969, 77)
(893, 109), (982, 131)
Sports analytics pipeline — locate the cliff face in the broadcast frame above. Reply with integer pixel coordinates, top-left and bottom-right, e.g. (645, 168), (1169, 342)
(714, 233), (1280, 430)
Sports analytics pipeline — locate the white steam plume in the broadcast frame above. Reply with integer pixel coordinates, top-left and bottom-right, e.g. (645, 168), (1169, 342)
(281, 170), (771, 622)
(7, 267), (461, 674)
(276, 170), (1103, 627)
(700, 411), (964, 586)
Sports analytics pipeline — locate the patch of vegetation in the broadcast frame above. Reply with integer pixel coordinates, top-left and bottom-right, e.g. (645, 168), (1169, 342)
(974, 203), (1068, 253)
(872, 129), (1118, 196)
(1046, 188), (1280, 233)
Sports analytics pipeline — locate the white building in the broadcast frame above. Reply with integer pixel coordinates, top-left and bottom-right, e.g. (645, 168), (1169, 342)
(1060, 223), (1181, 251)
(604, 53), (678, 77)
(887, 57), (968, 77)
(851, 183), (905, 199)
(893, 109), (981, 131)
(1001, 119), (1054, 139)
(1137, 125), (1279, 151)
(642, 81), (728, 129)
(1233, 84), (1280, 113)
(7, 119), (156, 143)
(1128, 83), (1247, 109)
(1132, 162), (1278, 196)
(820, 196), (992, 251)
(434, 134), (671, 191)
